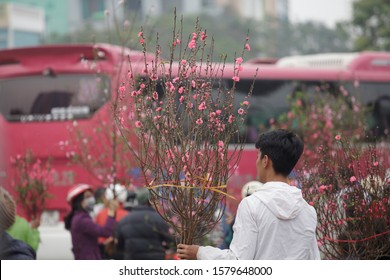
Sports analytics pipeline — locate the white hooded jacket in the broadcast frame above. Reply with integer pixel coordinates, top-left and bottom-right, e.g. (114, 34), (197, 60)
(197, 182), (320, 260)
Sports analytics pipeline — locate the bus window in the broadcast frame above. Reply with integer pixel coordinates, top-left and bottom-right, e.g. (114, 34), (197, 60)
(229, 79), (293, 142)
(0, 74), (110, 122)
(346, 82), (390, 138)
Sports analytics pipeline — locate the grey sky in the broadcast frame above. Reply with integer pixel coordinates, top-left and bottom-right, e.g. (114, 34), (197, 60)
(289, 0), (354, 27)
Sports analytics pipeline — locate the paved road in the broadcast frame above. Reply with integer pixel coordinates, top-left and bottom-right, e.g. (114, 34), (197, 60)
(36, 223), (73, 260)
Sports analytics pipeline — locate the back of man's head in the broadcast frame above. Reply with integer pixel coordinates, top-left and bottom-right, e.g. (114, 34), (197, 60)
(255, 129), (304, 176)
(136, 188), (150, 206)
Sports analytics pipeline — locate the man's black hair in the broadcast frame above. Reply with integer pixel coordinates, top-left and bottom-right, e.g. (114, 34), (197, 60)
(255, 129), (304, 176)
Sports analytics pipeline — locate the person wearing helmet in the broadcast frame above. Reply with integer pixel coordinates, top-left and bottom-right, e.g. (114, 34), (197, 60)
(177, 129), (320, 260)
(95, 184), (129, 259)
(115, 188), (175, 260)
(64, 183), (119, 260)
(0, 187), (36, 260)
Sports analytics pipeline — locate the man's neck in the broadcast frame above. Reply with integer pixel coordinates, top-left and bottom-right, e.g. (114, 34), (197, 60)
(264, 174), (289, 184)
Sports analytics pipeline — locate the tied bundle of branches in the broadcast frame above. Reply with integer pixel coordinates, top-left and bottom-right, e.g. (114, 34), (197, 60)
(116, 14), (256, 244)
(301, 135), (390, 259)
(11, 150), (54, 221)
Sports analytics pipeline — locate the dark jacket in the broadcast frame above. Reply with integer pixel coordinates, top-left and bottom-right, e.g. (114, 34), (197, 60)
(116, 206), (174, 260)
(70, 210), (115, 260)
(0, 232), (36, 260)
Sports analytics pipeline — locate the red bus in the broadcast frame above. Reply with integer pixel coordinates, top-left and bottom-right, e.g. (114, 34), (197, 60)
(0, 44), (149, 223)
(1, 45), (390, 223)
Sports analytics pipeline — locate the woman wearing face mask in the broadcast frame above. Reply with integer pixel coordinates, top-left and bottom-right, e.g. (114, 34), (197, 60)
(64, 184), (118, 260)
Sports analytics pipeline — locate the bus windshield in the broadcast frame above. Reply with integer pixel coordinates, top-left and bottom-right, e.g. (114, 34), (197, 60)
(0, 74), (110, 122)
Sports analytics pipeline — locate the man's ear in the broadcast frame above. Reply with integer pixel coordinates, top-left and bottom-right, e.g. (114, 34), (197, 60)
(263, 154), (269, 168)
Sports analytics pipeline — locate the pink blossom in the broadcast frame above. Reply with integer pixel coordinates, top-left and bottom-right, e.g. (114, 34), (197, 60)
(179, 96), (185, 103)
(152, 91), (159, 101)
(350, 176), (357, 183)
(139, 38), (145, 44)
(191, 80), (196, 88)
(201, 31), (208, 41)
(228, 115), (235, 123)
(178, 86), (184, 94)
(138, 31), (143, 37)
(198, 102), (206, 110)
(216, 110), (222, 115)
(135, 121), (142, 128)
(140, 83), (146, 89)
(119, 85), (126, 93)
(319, 185), (327, 194)
(181, 59), (187, 65)
(373, 161), (379, 167)
(156, 107), (162, 112)
(238, 108), (244, 115)
(172, 77), (179, 83)
(188, 40), (196, 49)
(166, 81), (175, 92)
(196, 118), (203, 125)
(218, 140), (224, 147)
(237, 65), (243, 71)
(309, 202), (314, 206)
(176, 39), (181, 45)
(335, 135), (341, 140)
(243, 101), (249, 106)
(232, 76), (240, 82)
(127, 71), (133, 79)
(245, 43), (251, 51)
(235, 57), (243, 64)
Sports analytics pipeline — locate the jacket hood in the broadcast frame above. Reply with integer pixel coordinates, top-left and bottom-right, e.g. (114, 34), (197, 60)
(0, 232), (36, 260)
(251, 182), (305, 220)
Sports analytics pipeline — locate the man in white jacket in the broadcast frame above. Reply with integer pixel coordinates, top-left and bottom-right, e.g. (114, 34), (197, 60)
(177, 129), (320, 260)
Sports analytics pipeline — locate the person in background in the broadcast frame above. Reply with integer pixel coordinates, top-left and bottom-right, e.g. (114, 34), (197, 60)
(0, 187), (35, 260)
(95, 184), (128, 259)
(64, 183), (118, 260)
(92, 187), (108, 219)
(177, 129), (320, 260)
(7, 215), (40, 252)
(123, 189), (138, 212)
(115, 188), (175, 259)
